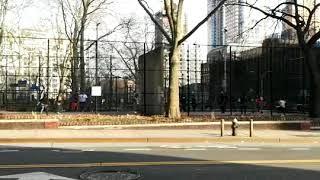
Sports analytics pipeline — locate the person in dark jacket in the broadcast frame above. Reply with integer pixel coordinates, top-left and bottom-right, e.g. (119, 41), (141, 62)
(218, 91), (227, 113)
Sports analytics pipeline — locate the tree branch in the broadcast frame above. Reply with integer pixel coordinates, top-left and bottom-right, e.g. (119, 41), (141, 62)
(304, 3), (320, 34)
(85, 23), (124, 51)
(137, 0), (172, 44)
(60, 0), (72, 42)
(164, 0), (175, 40)
(178, 0), (226, 45)
(308, 31), (320, 46)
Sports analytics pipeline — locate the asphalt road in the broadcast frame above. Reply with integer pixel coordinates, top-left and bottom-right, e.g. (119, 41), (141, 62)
(0, 143), (320, 180)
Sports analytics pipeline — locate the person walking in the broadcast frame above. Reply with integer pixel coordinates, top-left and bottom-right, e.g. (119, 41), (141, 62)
(279, 98), (286, 115)
(78, 92), (88, 112)
(38, 93), (48, 115)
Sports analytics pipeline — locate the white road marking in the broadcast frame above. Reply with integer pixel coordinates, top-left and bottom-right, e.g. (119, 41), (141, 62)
(51, 149), (82, 153)
(0, 149), (19, 153)
(0, 171), (77, 180)
(196, 145), (238, 149)
(289, 148), (310, 151)
(124, 148), (152, 151)
(164, 146), (183, 149)
(217, 146), (238, 149)
(62, 150), (83, 153)
(238, 148), (261, 151)
(160, 145), (169, 148)
(185, 148), (207, 151)
(82, 149), (95, 152)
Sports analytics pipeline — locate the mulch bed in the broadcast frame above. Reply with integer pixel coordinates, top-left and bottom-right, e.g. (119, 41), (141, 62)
(0, 112), (309, 126)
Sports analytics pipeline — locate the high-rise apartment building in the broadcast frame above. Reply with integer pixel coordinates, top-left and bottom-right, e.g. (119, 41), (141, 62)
(207, 0), (280, 49)
(207, 0), (243, 47)
(207, 0), (225, 47)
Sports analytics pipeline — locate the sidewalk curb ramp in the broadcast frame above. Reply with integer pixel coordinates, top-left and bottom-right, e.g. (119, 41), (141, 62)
(0, 137), (318, 144)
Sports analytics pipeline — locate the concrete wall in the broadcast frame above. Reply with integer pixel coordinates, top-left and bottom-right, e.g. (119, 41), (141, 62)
(138, 47), (165, 115)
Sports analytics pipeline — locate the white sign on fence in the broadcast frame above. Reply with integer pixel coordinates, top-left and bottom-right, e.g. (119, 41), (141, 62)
(91, 86), (102, 96)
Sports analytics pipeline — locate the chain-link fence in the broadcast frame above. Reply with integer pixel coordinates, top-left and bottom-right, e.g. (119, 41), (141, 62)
(0, 36), (314, 116)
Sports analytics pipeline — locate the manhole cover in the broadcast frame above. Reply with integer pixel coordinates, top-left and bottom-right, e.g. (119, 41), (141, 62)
(80, 171), (142, 180)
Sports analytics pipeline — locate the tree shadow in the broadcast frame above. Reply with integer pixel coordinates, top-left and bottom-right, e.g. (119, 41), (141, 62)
(0, 144), (319, 180)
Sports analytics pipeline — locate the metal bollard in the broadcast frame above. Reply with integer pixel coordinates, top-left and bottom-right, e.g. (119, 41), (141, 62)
(221, 119), (225, 137)
(232, 118), (239, 136)
(250, 119), (254, 137)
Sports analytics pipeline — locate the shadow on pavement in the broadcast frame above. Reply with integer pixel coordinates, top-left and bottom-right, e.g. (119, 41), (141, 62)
(0, 144), (319, 180)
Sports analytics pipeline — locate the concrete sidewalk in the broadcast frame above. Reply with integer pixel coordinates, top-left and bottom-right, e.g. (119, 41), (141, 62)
(0, 129), (319, 144)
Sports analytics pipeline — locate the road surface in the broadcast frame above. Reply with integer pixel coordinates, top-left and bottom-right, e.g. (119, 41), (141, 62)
(0, 143), (319, 179)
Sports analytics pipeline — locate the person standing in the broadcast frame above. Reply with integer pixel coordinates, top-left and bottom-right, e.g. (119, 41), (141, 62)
(79, 92), (88, 112)
(240, 93), (247, 115)
(218, 91), (227, 113)
(256, 96), (264, 113)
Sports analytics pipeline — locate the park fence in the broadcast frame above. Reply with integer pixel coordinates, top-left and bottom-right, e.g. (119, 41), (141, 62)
(0, 36), (315, 116)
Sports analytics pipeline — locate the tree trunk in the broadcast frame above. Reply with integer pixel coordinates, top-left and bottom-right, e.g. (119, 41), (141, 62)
(72, 44), (79, 93)
(167, 46), (181, 119)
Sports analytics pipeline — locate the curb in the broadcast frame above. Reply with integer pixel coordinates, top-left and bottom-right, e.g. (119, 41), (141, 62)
(0, 119), (59, 129)
(0, 137), (319, 144)
(59, 121), (311, 130)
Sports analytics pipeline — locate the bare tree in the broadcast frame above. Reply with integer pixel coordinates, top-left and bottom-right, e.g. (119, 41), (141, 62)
(0, 0), (8, 46)
(110, 17), (154, 80)
(58, 0), (111, 93)
(229, 0), (320, 118)
(138, 0), (226, 118)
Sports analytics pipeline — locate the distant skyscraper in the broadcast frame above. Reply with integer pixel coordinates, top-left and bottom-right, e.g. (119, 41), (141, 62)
(207, 0), (243, 47)
(207, 0), (281, 49)
(207, 0), (224, 47)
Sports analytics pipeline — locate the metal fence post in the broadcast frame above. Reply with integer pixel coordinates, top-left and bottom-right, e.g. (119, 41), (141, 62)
(270, 47), (273, 116)
(115, 77), (118, 111)
(187, 45), (190, 116)
(5, 56), (8, 106)
(95, 40), (98, 113)
(229, 46), (232, 115)
(47, 39), (50, 105)
(109, 53), (113, 111)
(143, 43), (147, 115)
(38, 56), (41, 101)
